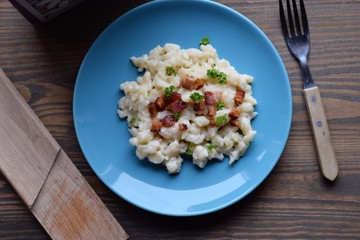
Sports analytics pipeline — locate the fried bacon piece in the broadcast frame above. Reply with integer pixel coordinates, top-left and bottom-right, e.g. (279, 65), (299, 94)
(228, 107), (241, 119)
(178, 123), (188, 131)
(235, 89), (245, 105)
(155, 97), (165, 110)
(150, 120), (162, 132)
(164, 92), (182, 104)
(194, 78), (205, 90)
(229, 119), (241, 128)
(193, 101), (206, 112)
(181, 77), (204, 90)
(148, 102), (158, 118)
(181, 77), (194, 90)
(205, 91), (216, 105)
(166, 100), (187, 113)
(209, 118), (216, 126)
(207, 106), (216, 117)
(161, 115), (176, 127)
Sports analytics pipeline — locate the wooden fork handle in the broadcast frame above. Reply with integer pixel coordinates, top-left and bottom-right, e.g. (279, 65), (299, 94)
(303, 86), (338, 181)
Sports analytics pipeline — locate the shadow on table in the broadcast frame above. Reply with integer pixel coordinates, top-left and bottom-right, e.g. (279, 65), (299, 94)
(24, 0), (150, 90)
(35, 0), (151, 42)
(111, 177), (276, 239)
(118, 192), (259, 238)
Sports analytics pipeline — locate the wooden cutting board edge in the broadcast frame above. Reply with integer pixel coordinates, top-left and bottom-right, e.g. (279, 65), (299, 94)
(0, 67), (61, 207)
(0, 68), (128, 239)
(30, 149), (129, 240)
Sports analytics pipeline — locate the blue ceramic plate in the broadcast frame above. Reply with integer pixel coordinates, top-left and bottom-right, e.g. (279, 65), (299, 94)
(74, 0), (292, 216)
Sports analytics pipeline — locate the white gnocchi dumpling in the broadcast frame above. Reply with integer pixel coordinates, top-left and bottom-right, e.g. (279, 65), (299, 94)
(118, 42), (257, 174)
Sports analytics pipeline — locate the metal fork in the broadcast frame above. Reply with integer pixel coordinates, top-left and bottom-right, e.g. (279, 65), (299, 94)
(279, 0), (338, 181)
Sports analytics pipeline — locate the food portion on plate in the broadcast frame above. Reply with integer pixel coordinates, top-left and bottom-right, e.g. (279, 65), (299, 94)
(117, 39), (257, 174)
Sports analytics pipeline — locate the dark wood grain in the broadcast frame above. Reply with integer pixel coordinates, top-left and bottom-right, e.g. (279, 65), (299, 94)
(1, 0), (359, 239)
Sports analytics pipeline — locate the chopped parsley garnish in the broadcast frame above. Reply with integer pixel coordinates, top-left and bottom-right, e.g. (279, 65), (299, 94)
(218, 72), (227, 84)
(166, 66), (176, 76)
(207, 143), (216, 151)
(207, 69), (219, 79)
(215, 114), (228, 126)
(164, 85), (175, 98)
(216, 101), (225, 110)
(185, 143), (194, 156)
(129, 117), (136, 124)
(174, 112), (180, 120)
(185, 149), (193, 156)
(207, 69), (227, 84)
(200, 37), (210, 46)
(190, 92), (205, 102)
(129, 117), (140, 124)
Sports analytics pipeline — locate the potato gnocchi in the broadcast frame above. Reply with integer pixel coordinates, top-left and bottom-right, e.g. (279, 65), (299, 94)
(118, 42), (257, 174)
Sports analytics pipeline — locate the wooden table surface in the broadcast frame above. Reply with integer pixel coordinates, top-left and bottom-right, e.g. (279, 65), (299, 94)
(1, 0), (359, 239)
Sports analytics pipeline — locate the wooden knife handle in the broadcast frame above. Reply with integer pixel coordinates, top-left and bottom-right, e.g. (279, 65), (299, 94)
(303, 86), (338, 181)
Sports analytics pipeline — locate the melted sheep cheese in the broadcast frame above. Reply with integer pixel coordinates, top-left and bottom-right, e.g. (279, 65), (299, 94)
(118, 43), (257, 174)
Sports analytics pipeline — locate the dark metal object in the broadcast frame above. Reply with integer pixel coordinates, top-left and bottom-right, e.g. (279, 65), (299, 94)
(279, 0), (316, 89)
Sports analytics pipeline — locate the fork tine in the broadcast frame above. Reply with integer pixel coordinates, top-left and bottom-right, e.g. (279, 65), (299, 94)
(299, 0), (309, 34)
(286, 0), (295, 37)
(292, 0), (301, 35)
(279, 0), (289, 37)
